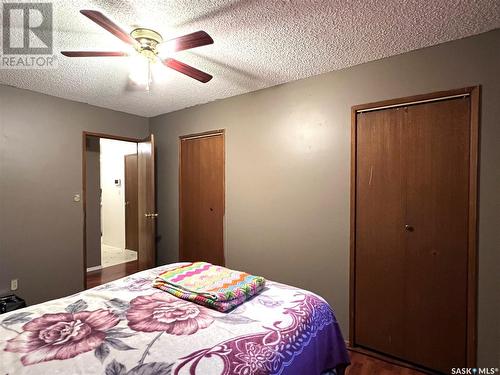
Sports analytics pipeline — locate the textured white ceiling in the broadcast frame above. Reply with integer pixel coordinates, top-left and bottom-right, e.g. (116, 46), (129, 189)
(1, 0), (499, 117)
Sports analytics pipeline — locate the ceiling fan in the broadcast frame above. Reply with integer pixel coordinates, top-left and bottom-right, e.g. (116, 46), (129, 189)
(61, 10), (214, 87)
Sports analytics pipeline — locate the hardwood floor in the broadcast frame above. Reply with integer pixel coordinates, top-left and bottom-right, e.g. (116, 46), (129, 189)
(346, 350), (428, 375)
(86, 260), (138, 288)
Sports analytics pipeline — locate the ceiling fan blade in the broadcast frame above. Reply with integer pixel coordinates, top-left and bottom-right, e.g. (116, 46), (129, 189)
(163, 58), (213, 83)
(61, 51), (128, 57)
(80, 10), (136, 45)
(165, 31), (214, 52)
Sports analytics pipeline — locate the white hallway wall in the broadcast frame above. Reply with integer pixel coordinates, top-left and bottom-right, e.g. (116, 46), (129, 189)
(100, 139), (137, 249)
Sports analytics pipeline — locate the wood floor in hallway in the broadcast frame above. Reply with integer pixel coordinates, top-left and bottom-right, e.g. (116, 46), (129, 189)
(86, 260), (138, 289)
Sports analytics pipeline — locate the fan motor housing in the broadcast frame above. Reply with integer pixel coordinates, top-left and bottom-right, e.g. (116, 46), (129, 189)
(130, 28), (163, 61)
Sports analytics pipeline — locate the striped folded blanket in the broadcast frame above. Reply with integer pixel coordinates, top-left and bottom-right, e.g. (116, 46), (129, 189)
(153, 262), (266, 312)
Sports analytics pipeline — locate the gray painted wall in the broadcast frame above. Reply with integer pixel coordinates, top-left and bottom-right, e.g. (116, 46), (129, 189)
(85, 137), (101, 268)
(0, 86), (148, 304)
(0, 29), (498, 367)
(150, 30), (500, 366)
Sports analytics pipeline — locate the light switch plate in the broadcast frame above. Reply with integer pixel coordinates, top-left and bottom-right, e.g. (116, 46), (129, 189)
(11, 279), (18, 291)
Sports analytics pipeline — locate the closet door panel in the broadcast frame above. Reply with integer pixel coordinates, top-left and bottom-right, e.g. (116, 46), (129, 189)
(180, 133), (225, 266)
(403, 99), (470, 372)
(354, 108), (406, 356)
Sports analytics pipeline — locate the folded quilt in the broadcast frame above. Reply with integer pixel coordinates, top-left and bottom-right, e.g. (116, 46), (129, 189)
(153, 262), (266, 312)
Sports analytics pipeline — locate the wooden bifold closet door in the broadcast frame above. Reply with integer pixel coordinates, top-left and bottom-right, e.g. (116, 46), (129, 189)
(352, 88), (478, 374)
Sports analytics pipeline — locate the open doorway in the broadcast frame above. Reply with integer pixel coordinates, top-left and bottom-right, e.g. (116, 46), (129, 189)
(83, 132), (157, 289)
(100, 138), (138, 267)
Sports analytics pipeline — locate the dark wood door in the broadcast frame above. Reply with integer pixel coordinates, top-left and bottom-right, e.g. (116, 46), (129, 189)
(354, 108), (407, 359)
(354, 97), (471, 373)
(125, 154), (138, 252)
(180, 131), (225, 266)
(403, 99), (469, 371)
(138, 135), (156, 270)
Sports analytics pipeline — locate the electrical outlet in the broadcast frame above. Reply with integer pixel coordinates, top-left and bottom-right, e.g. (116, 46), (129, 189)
(11, 279), (18, 291)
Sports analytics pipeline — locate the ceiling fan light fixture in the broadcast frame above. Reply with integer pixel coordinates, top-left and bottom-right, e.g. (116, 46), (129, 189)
(130, 28), (163, 62)
(61, 10), (214, 84)
(129, 54), (152, 90)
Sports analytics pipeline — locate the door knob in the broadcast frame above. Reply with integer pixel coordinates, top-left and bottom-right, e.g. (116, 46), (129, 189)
(144, 213), (159, 218)
(405, 224), (414, 232)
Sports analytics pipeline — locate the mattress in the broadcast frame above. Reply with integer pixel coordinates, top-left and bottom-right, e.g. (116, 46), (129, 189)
(0, 263), (350, 374)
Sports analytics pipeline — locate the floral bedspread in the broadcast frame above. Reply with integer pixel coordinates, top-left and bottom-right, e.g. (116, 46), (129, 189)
(0, 264), (350, 374)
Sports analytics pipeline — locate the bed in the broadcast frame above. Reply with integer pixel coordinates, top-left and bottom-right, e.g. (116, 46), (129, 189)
(0, 263), (350, 374)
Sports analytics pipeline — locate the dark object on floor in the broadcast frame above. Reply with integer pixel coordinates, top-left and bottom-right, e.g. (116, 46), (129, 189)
(0, 295), (26, 314)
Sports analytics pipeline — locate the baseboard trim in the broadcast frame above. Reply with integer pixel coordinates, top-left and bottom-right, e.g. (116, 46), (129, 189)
(86, 265), (103, 273)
